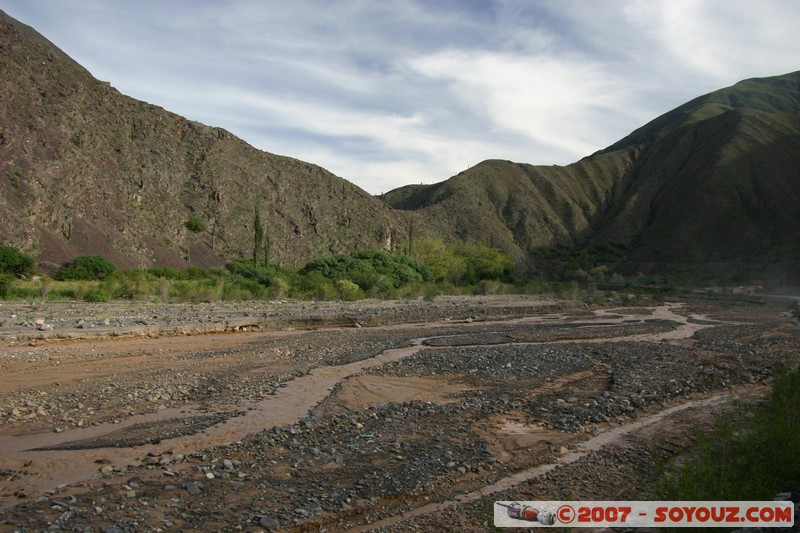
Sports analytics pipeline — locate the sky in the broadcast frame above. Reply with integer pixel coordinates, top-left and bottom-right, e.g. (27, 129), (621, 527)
(2, 1), (799, 194)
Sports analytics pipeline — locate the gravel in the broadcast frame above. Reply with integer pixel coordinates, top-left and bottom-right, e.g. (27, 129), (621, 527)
(1, 296), (797, 532)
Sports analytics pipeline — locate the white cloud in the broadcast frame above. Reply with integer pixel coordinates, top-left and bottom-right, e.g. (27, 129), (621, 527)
(408, 49), (639, 160)
(2, 0), (799, 193)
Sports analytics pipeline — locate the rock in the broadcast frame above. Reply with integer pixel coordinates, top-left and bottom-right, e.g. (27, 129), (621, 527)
(185, 481), (201, 495)
(259, 516), (280, 529)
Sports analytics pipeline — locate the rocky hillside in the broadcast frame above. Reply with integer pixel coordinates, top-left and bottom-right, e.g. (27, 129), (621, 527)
(2, 9), (798, 283)
(386, 72), (800, 281)
(0, 10), (406, 272)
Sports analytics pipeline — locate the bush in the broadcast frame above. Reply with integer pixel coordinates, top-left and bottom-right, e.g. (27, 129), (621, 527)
(413, 239), (515, 285)
(220, 276), (266, 301)
(336, 279), (364, 301)
(84, 288), (110, 302)
(103, 270), (151, 299)
(185, 217), (207, 233)
(293, 271), (336, 300)
(55, 255), (117, 281)
(454, 242), (516, 283)
(39, 276), (53, 299)
(475, 279), (507, 295)
(301, 250), (429, 291)
(657, 366), (800, 499)
(0, 274), (11, 299)
(412, 239), (467, 283)
(148, 266), (210, 281)
(269, 276), (290, 299)
(226, 260), (279, 285)
(0, 245), (35, 277)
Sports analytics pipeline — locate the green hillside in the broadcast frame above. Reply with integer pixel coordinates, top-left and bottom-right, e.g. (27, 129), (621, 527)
(2, 8), (798, 285)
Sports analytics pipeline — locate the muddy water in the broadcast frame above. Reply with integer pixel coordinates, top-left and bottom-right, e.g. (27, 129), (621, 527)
(0, 304), (719, 510)
(354, 394), (731, 532)
(0, 340), (428, 509)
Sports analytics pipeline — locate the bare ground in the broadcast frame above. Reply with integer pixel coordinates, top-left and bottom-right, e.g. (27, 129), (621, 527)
(0, 295), (797, 532)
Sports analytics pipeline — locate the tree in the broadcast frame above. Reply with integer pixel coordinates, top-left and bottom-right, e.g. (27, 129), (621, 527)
(253, 201), (264, 270)
(0, 244), (36, 277)
(407, 217), (415, 256)
(54, 255), (117, 280)
(262, 209), (271, 269)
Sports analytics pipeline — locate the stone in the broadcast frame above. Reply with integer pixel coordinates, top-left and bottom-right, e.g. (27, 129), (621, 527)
(185, 481), (201, 495)
(259, 516), (279, 529)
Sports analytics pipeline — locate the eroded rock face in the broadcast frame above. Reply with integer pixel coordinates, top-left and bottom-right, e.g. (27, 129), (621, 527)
(0, 11), (408, 272)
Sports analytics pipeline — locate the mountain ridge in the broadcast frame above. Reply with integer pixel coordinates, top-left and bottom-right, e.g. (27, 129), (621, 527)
(1, 9), (799, 284)
(0, 10), (408, 272)
(386, 71), (800, 282)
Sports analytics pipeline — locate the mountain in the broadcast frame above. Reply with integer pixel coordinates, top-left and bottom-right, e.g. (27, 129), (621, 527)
(2, 9), (799, 284)
(386, 72), (800, 283)
(0, 10), (406, 272)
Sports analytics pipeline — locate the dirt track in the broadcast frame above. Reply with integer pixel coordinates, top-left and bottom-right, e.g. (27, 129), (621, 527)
(0, 295), (797, 531)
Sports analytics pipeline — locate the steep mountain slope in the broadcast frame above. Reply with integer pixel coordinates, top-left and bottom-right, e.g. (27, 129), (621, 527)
(0, 10), (405, 271)
(386, 151), (637, 264)
(592, 104), (800, 264)
(387, 72), (800, 278)
(2, 9), (798, 282)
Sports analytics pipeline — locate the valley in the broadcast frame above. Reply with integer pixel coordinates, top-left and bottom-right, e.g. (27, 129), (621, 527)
(0, 295), (796, 531)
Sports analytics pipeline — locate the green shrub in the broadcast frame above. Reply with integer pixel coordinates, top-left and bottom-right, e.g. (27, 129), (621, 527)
(413, 239), (514, 285)
(475, 279), (507, 295)
(221, 276), (265, 300)
(301, 250), (429, 290)
(102, 270), (151, 299)
(226, 260), (279, 285)
(158, 278), (169, 301)
(76, 282), (87, 301)
(412, 239), (467, 283)
(39, 276), (53, 299)
(454, 242), (515, 283)
(269, 276), (290, 299)
(0, 245), (35, 277)
(55, 255), (117, 281)
(0, 274), (11, 299)
(657, 366), (800, 499)
(293, 271), (336, 300)
(84, 288), (110, 302)
(185, 216), (207, 233)
(336, 279), (364, 301)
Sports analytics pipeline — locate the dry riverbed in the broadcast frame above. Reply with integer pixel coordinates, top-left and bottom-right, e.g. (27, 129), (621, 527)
(0, 294), (797, 532)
